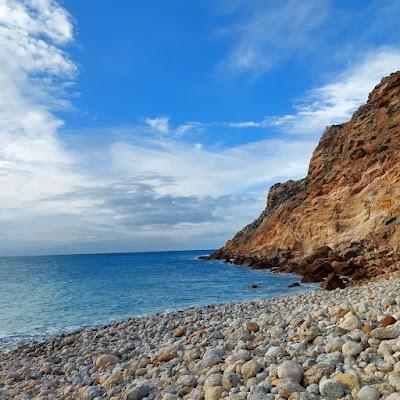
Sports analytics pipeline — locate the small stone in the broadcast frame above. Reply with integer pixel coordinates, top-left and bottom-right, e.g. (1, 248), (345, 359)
(95, 354), (120, 369)
(172, 327), (185, 337)
(157, 353), (175, 363)
(371, 327), (400, 339)
(277, 379), (305, 398)
(222, 372), (241, 389)
(102, 370), (123, 388)
(388, 372), (400, 390)
(202, 348), (225, 367)
(246, 322), (260, 333)
(386, 394), (400, 400)
(334, 373), (359, 390)
(204, 386), (224, 400)
(356, 385), (379, 400)
(380, 315), (396, 327)
(241, 360), (261, 379)
(248, 385), (270, 400)
(125, 384), (150, 400)
(342, 341), (363, 357)
(319, 379), (345, 399)
(277, 361), (304, 383)
(41, 362), (52, 375)
(266, 346), (283, 357)
(339, 314), (363, 331)
(177, 374), (197, 387)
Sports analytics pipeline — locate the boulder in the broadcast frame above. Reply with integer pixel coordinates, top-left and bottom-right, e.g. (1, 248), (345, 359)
(320, 274), (345, 290)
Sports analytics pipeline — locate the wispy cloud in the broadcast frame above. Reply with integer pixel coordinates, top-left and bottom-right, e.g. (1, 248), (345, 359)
(266, 48), (400, 134)
(218, 0), (331, 73)
(144, 116), (170, 134)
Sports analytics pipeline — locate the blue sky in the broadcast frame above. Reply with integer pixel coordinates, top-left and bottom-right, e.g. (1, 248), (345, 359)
(1, 0), (400, 255)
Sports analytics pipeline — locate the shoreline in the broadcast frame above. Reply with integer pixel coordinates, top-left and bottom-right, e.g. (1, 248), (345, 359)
(2, 273), (400, 399)
(0, 273), (316, 354)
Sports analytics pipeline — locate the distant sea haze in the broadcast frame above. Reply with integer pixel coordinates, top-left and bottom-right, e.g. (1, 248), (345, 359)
(0, 250), (314, 349)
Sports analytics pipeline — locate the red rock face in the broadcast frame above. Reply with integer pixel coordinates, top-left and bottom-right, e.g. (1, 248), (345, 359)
(213, 71), (400, 282)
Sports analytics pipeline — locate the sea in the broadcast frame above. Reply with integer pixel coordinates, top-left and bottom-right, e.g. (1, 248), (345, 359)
(0, 250), (315, 349)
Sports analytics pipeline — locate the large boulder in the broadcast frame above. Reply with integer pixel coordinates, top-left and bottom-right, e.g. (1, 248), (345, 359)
(320, 274), (345, 290)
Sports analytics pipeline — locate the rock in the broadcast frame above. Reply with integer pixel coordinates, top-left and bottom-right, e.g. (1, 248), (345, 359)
(380, 315), (396, 327)
(320, 274), (345, 290)
(288, 282), (301, 288)
(340, 247), (362, 260)
(303, 363), (335, 385)
(41, 362), (52, 374)
(125, 384), (150, 400)
(370, 327), (400, 339)
(277, 361), (304, 383)
(102, 370), (123, 388)
(297, 321), (320, 342)
(95, 354), (120, 369)
(388, 371), (400, 390)
(204, 386), (224, 400)
(338, 314), (363, 331)
(266, 345), (283, 357)
(172, 327), (185, 337)
(241, 360), (261, 379)
(386, 394), (400, 400)
(177, 374), (197, 387)
(205, 374), (223, 388)
(222, 372), (241, 389)
(250, 283), (258, 289)
(80, 387), (105, 400)
(352, 269), (368, 280)
(342, 341), (363, 357)
(356, 385), (380, 400)
(157, 353), (175, 363)
(248, 385), (270, 400)
(319, 379), (345, 399)
(225, 350), (252, 364)
(334, 373), (359, 390)
(301, 274), (324, 283)
(202, 348), (225, 367)
(241, 257), (253, 267)
(277, 379), (305, 398)
(246, 322), (260, 333)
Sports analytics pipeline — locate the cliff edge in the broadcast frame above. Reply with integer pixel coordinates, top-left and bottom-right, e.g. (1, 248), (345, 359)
(211, 71), (400, 287)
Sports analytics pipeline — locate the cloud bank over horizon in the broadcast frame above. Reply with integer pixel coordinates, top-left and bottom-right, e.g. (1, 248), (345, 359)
(1, 0), (400, 255)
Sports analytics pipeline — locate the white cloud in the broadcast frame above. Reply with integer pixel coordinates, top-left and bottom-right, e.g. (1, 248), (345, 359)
(267, 48), (400, 134)
(110, 137), (315, 198)
(144, 116), (170, 134)
(220, 0), (330, 73)
(0, 0), (87, 217)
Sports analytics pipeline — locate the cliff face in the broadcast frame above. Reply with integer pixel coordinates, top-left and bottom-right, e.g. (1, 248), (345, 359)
(212, 71), (400, 284)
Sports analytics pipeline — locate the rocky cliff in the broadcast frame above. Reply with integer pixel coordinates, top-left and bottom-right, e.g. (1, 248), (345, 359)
(211, 71), (400, 288)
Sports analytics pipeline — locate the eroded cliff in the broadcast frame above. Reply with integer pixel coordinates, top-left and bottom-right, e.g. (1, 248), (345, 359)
(211, 71), (400, 286)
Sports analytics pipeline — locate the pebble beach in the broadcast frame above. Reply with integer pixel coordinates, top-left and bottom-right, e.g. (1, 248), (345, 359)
(2, 273), (400, 400)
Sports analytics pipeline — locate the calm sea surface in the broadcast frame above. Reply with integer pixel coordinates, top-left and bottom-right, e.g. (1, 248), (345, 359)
(0, 250), (314, 349)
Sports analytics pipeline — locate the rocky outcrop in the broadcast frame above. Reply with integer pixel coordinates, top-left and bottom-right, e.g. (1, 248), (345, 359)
(211, 71), (400, 287)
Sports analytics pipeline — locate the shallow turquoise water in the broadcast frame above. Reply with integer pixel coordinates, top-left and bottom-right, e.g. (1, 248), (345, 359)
(0, 250), (314, 349)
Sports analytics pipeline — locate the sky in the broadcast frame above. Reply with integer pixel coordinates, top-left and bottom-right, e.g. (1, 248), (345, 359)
(1, 0), (400, 256)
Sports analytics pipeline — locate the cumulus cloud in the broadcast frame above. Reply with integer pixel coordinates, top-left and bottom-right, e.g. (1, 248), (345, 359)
(0, 0), (86, 221)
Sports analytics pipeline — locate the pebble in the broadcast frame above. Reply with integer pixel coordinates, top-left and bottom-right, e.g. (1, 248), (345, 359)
(356, 385), (380, 400)
(319, 379), (345, 399)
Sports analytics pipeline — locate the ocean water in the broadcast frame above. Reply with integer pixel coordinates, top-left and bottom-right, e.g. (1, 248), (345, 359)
(0, 250), (314, 349)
